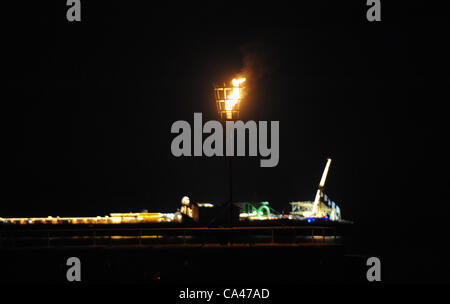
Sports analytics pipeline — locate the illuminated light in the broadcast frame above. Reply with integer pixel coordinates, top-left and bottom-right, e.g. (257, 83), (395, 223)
(162, 213), (175, 219)
(197, 203), (214, 208)
(181, 196), (190, 206)
(111, 235), (163, 239)
(319, 158), (332, 188)
(180, 205), (194, 218)
(224, 77), (246, 119)
(232, 78), (246, 87)
(307, 219), (311, 223)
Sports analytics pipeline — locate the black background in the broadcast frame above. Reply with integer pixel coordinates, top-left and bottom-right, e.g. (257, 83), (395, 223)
(4, 1), (449, 283)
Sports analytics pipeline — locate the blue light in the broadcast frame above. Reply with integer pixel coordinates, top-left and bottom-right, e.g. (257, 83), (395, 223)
(307, 219), (311, 223)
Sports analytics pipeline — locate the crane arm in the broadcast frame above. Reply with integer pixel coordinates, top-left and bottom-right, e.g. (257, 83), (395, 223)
(319, 158), (332, 189)
(312, 158), (332, 216)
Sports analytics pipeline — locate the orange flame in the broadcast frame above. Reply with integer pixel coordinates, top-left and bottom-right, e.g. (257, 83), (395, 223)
(225, 77), (246, 112)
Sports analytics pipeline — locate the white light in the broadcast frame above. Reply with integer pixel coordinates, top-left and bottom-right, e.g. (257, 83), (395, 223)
(198, 203), (214, 208)
(181, 196), (190, 206)
(319, 158), (332, 188)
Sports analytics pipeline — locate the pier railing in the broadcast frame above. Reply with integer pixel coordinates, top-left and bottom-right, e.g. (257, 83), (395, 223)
(0, 225), (341, 249)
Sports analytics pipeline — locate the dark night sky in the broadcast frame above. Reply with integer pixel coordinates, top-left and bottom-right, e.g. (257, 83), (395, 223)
(4, 1), (449, 266)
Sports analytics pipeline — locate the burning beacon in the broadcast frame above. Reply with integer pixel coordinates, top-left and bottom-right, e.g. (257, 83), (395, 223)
(214, 77), (246, 120)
